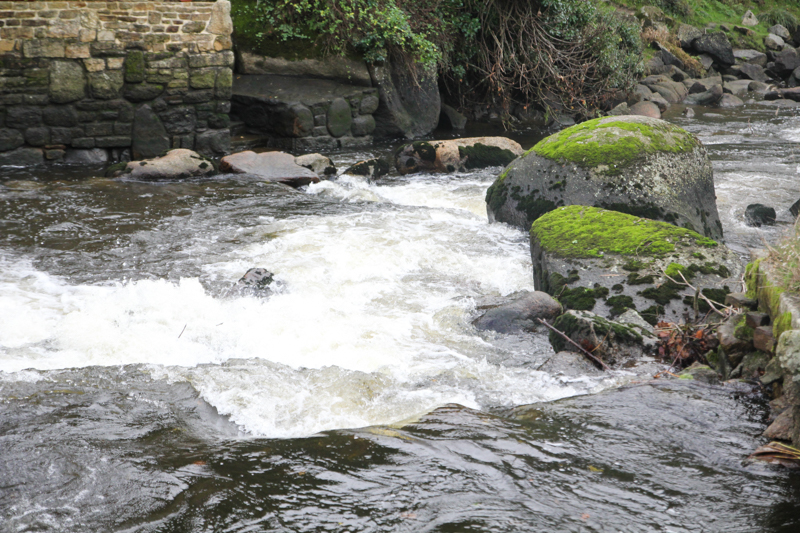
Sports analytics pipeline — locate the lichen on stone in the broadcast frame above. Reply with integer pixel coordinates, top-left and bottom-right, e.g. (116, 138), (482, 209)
(528, 116), (700, 173)
(530, 205), (717, 259)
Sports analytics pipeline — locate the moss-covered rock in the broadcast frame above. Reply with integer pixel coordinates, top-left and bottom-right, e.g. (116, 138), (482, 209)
(485, 115), (723, 240)
(531, 206), (743, 323)
(345, 157), (391, 178)
(549, 309), (655, 366)
(395, 137), (523, 175)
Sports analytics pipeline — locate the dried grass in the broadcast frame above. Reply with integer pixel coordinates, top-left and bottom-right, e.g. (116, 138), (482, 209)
(641, 27), (704, 75)
(767, 219), (800, 292)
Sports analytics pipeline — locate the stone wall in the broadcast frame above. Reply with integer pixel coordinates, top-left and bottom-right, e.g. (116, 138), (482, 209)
(0, 0), (233, 166)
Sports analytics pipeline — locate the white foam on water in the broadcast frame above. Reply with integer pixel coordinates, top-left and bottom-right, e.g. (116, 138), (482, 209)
(0, 170), (627, 438)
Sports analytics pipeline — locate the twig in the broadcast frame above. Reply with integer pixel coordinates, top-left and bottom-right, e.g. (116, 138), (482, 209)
(537, 318), (611, 371)
(178, 324), (187, 338)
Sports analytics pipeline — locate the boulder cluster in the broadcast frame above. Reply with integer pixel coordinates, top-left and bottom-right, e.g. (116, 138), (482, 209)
(614, 6), (800, 119)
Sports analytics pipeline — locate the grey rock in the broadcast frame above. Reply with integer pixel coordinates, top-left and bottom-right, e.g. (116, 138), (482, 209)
(0, 128), (24, 152)
(608, 102), (630, 116)
(724, 80), (753, 96)
(368, 60), (441, 139)
(6, 106), (42, 130)
(769, 24), (792, 40)
(236, 51), (371, 87)
(351, 115), (376, 136)
(63, 148), (109, 165)
(42, 106), (79, 127)
(359, 95), (379, 114)
(49, 61), (86, 104)
(159, 106), (197, 135)
(132, 104), (170, 160)
(734, 49), (768, 66)
(775, 48), (800, 75)
(646, 91), (671, 112)
(697, 54), (715, 70)
(220, 150), (319, 188)
(536, 351), (603, 377)
(295, 153), (336, 178)
(684, 84), (724, 105)
(745, 203), (776, 226)
(738, 63), (769, 82)
(741, 10), (758, 27)
(632, 84), (653, 102)
(677, 362), (720, 384)
(124, 83), (165, 102)
(765, 33), (786, 51)
(233, 267), (274, 297)
(194, 129), (231, 158)
(693, 33), (735, 66)
(777, 330), (800, 376)
(473, 291), (562, 334)
(326, 97), (353, 138)
(676, 23), (702, 49)
(87, 71), (124, 100)
(24, 127), (50, 147)
(0, 147), (43, 167)
(440, 104), (467, 130)
(487, 115), (723, 239)
(718, 93), (744, 107)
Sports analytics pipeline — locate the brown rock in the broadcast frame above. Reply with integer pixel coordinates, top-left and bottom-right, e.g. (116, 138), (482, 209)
(746, 312), (770, 329)
(220, 151), (320, 188)
(754, 326), (775, 353)
(725, 292), (757, 310)
(629, 100), (661, 118)
(764, 408), (794, 441)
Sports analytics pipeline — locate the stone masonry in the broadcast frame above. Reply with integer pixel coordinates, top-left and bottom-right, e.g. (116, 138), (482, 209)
(0, 0), (234, 166)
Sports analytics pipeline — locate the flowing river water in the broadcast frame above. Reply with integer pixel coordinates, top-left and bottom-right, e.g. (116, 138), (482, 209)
(2, 103), (800, 531)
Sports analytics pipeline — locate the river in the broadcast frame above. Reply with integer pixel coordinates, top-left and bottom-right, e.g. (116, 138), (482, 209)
(1, 102), (800, 532)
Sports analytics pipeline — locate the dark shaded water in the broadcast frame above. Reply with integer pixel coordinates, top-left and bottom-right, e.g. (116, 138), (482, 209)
(2, 104), (800, 531)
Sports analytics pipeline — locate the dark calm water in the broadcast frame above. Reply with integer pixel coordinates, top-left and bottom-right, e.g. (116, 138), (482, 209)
(2, 103), (800, 532)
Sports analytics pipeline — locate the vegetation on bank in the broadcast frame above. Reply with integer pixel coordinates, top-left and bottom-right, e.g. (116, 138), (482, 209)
(615, 0), (800, 53)
(229, 0), (643, 116)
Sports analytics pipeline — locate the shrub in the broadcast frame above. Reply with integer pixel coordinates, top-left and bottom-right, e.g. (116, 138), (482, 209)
(761, 9), (799, 32)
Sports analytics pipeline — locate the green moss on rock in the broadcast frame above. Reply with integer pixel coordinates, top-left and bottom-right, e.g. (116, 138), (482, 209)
(530, 205), (717, 259)
(774, 311), (793, 342)
(607, 295), (635, 317)
(529, 116), (700, 173)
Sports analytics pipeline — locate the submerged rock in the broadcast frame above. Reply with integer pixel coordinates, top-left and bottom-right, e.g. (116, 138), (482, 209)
(745, 203), (777, 226)
(676, 362), (720, 384)
(395, 137), (523, 175)
(473, 291), (562, 334)
(108, 149), (214, 180)
(233, 267), (275, 297)
(530, 206), (743, 325)
(486, 115), (723, 239)
(549, 310), (655, 366)
(220, 151), (319, 188)
(294, 153), (337, 178)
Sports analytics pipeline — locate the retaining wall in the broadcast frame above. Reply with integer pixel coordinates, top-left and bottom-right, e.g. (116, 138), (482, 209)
(0, 0), (233, 166)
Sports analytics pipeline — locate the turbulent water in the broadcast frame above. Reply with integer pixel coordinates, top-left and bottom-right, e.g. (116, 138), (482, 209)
(2, 104), (800, 531)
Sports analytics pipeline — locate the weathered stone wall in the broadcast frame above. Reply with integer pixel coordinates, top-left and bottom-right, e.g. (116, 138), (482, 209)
(0, 0), (233, 166)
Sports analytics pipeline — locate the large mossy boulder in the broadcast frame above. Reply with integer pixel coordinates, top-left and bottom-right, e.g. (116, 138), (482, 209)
(395, 137), (523, 175)
(530, 206), (743, 325)
(486, 115), (723, 240)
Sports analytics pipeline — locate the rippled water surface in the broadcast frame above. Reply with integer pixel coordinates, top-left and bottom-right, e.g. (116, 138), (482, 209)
(2, 106), (800, 531)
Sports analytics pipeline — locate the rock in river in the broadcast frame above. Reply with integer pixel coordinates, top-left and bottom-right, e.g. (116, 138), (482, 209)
(220, 151), (320, 188)
(395, 137), (523, 175)
(530, 206), (743, 325)
(109, 149), (214, 180)
(486, 115), (723, 239)
(473, 290), (562, 334)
